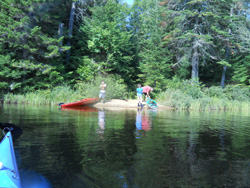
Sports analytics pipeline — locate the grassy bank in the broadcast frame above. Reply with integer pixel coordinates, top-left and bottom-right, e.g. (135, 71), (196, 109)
(157, 89), (250, 111)
(3, 76), (130, 105)
(157, 79), (250, 111)
(4, 86), (81, 105)
(3, 77), (250, 111)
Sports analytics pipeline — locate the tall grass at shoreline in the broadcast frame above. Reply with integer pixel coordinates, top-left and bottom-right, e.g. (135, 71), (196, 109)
(3, 77), (250, 111)
(4, 86), (80, 105)
(3, 75), (128, 105)
(157, 85), (250, 111)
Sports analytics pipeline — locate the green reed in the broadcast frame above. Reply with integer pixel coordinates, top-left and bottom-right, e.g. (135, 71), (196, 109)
(3, 75), (128, 105)
(157, 88), (250, 111)
(4, 86), (80, 105)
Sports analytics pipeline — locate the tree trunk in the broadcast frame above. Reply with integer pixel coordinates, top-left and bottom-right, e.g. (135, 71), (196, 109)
(220, 6), (233, 88)
(220, 46), (229, 88)
(66, 2), (76, 63)
(191, 14), (200, 81)
(191, 45), (199, 81)
(220, 66), (227, 88)
(22, 42), (28, 82)
(58, 23), (64, 53)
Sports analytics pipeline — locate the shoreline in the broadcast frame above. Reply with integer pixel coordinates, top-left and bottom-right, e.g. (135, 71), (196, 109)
(92, 99), (173, 110)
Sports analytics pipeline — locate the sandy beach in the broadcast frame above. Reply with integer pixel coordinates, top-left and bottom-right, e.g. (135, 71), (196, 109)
(92, 99), (172, 110)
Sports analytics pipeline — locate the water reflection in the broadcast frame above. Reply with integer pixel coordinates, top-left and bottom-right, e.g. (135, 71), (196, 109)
(60, 106), (98, 113)
(98, 109), (105, 139)
(135, 109), (142, 130)
(2, 105), (250, 187)
(135, 109), (157, 141)
(141, 110), (151, 131)
(20, 170), (52, 188)
(135, 109), (156, 132)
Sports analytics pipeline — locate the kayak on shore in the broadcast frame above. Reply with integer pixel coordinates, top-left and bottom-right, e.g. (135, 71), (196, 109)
(0, 131), (21, 188)
(60, 97), (99, 108)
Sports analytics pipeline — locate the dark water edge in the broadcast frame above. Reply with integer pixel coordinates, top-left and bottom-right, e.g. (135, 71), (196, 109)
(1, 104), (250, 188)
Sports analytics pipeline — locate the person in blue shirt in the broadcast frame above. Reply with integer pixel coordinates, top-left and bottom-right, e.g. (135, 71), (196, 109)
(136, 84), (143, 107)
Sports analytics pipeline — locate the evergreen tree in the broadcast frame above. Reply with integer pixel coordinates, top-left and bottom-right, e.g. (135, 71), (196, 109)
(1, 0), (250, 94)
(0, 0), (64, 92)
(76, 0), (134, 84)
(130, 0), (172, 89)
(160, 0), (234, 83)
(231, 1), (250, 85)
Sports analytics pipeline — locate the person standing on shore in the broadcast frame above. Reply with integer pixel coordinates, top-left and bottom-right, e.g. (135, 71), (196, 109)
(99, 81), (106, 103)
(142, 86), (153, 101)
(136, 84), (143, 107)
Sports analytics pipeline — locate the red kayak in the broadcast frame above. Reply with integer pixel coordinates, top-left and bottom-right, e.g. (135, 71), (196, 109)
(60, 97), (99, 108)
(61, 106), (98, 112)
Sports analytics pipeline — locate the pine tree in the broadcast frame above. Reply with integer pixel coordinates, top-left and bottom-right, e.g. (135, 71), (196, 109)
(231, 1), (250, 85)
(130, 0), (172, 88)
(160, 0), (234, 83)
(76, 0), (134, 84)
(0, 0), (63, 92)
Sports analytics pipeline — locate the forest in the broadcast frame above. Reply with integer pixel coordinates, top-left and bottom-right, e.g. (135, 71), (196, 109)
(1, 0), (250, 110)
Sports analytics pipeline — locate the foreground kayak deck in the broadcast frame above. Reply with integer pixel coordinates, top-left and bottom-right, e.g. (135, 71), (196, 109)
(0, 131), (21, 188)
(61, 97), (99, 108)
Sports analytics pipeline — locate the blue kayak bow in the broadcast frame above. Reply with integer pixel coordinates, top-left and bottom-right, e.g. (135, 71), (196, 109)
(0, 131), (21, 188)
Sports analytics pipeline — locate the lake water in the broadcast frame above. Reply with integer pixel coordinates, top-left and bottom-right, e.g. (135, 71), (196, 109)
(1, 104), (250, 188)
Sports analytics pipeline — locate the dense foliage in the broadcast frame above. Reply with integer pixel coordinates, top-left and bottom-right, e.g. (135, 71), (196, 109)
(158, 78), (250, 110)
(1, 0), (250, 105)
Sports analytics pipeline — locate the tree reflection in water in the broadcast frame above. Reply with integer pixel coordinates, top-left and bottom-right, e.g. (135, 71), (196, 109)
(2, 105), (250, 187)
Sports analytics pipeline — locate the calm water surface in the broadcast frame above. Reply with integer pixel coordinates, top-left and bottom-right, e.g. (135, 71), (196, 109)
(1, 104), (250, 188)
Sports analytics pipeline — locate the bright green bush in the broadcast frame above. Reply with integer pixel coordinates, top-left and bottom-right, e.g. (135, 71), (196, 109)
(4, 74), (130, 105)
(75, 75), (128, 100)
(203, 86), (226, 99)
(157, 89), (194, 109)
(165, 77), (204, 99)
(224, 85), (250, 101)
(157, 79), (250, 111)
(4, 74), (129, 105)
